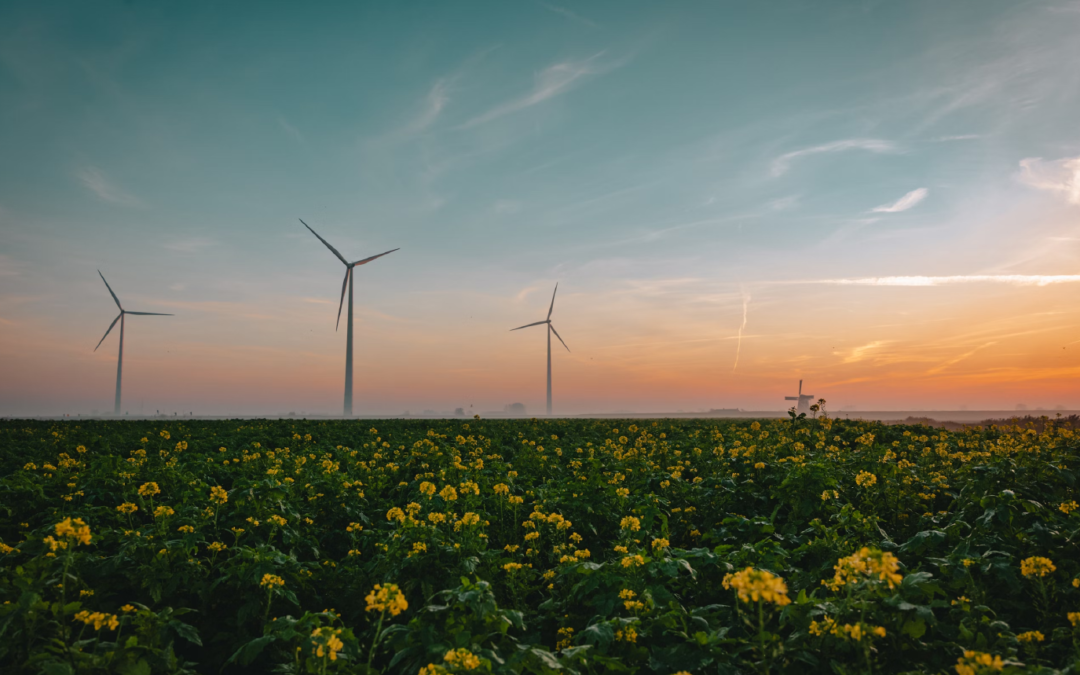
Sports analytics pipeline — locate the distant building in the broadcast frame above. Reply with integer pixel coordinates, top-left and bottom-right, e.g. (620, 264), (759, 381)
(504, 403), (526, 416)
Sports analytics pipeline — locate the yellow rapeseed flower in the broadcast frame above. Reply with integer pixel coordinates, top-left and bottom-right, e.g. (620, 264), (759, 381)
(722, 567), (791, 606)
(117, 503), (138, 514)
(138, 482), (160, 497)
(825, 548), (903, 590)
(444, 648), (481, 669)
(55, 517), (92, 546)
(260, 574), (285, 589)
(1016, 631), (1044, 643)
(855, 471), (877, 488)
(210, 486), (228, 504)
(955, 650), (1004, 674)
(365, 583), (408, 616)
(1020, 556), (1055, 578)
(620, 516), (641, 532)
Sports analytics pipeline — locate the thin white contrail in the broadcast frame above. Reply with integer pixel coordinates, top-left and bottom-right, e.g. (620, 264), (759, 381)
(790, 274), (1080, 287)
(732, 286), (750, 372)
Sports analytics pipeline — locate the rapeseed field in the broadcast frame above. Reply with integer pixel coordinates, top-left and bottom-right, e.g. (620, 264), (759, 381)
(0, 414), (1078, 674)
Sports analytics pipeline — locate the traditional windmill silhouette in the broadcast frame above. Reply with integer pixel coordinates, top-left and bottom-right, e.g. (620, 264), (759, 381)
(785, 379), (814, 414)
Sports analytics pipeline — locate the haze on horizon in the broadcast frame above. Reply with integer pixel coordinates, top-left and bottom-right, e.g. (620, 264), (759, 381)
(1, 1), (1079, 418)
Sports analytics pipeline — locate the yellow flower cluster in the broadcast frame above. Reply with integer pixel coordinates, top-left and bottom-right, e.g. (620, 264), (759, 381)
(153, 506), (175, 519)
(1020, 556), (1055, 578)
(260, 574), (285, 589)
(439, 485), (458, 501)
(808, 617), (885, 641)
(503, 562), (524, 572)
(615, 626), (638, 642)
(116, 503), (138, 514)
(269, 515), (287, 527)
(1068, 612), (1080, 628)
(310, 627), (344, 661)
(443, 648), (481, 670)
(346, 522), (363, 533)
(138, 482), (160, 497)
(74, 610), (119, 631)
(410, 542), (427, 556)
(1060, 500), (1079, 514)
(207, 542), (226, 552)
(651, 538), (669, 550)
(386, 507), (405, 523)
(1016, 630), (1044, 643)
(55, 517), (92, 546)
(855, 471), (877, 487)
(722, 567), (791, 606)
(210, 486), (228, 504)
(621, 554), (645, 568)
(419, 481), (436, 498)
(620, 516), (641, 531)
(825, 548), (903, 591)
(177, 525), (195, 534)
(954, 650), (1004, 674)
(556, 626), (574, 650)
(493, 483), (509, 495)
(365, 583), (408, 616)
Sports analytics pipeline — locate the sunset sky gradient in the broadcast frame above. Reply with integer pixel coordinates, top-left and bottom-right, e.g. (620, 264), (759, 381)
(1, 0), (1079, 416)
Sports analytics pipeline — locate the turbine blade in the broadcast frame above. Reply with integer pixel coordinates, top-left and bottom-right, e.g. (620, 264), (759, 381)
(300, 219), (349, 265)
(547, 282), (558, 320)
(352, 248), (400, 266)
(94, 313), (122, 351)
(510, 320), (548, 331)
(98, 271), (123, 310)
(124, 311), (174, 316)
(336, 267), (350, 331)
(549, 323), (570, 352)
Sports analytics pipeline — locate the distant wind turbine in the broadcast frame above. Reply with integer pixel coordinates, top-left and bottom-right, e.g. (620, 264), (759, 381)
(301, 219), (399, 416)
(94, 271), (173, 416)
(785, 379), (814, 414)
(511, 283), (570, 416)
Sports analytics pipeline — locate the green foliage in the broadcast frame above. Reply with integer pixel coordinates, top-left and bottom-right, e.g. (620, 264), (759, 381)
(0, 415), (1079, 673)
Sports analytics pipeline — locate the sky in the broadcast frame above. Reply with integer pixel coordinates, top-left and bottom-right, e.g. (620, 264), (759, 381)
(1, 0), (1080, 417)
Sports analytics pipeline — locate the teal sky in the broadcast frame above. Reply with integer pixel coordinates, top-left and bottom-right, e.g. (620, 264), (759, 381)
(2, 1), (1080, 416)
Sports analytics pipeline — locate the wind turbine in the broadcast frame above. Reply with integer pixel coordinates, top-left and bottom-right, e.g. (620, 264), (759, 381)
(511, 283), (570, 416)
(300, 219), (399, 416)
(785, 379), (814, 414)
(94, 271), (173, 416)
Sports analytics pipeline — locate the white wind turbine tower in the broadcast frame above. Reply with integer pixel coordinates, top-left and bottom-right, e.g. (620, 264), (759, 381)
(301, 219), (399, 417)
(511, 283), (570, 416)
(94, 271), (173, 416)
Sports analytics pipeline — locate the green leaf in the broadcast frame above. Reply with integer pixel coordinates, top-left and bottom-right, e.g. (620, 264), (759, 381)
(901, 618), (926, 639)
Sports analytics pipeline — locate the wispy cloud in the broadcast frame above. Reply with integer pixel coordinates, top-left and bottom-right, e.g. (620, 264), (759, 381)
(872, 187), (928, 213)
(1017, 155), (1080, 204)
(840, 340), (889, 364)
(460, 53), (610, 128)
(770, 139), (897, 177)
(794, 274), (1080, 287)
(404, 79), (451, 134)
(277, 116), (306, 144)
(75, 166), (141, 206)
(931, 134), (983, 142)
(536, 1), (597, 27)
(927, 342), (996, 375)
